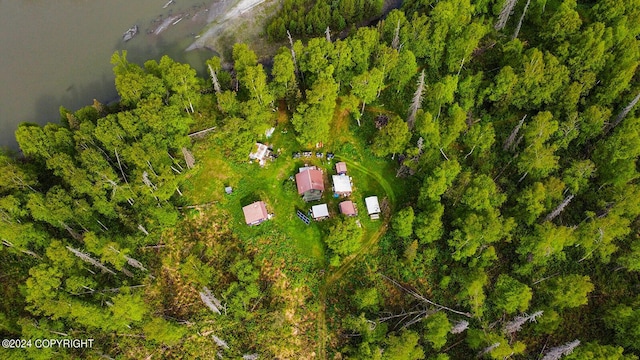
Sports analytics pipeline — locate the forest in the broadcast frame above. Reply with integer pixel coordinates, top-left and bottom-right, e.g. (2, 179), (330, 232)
(1, 0), (640, 359)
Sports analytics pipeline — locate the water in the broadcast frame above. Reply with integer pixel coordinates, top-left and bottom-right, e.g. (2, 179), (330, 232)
(0, 0), (216, 150)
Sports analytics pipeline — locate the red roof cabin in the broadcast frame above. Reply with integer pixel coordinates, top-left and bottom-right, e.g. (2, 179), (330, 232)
(242, 201), (269, 226)
(339, 201), (357, 216)
(296, 167), (325, 202)
(336, 162), (348, 175)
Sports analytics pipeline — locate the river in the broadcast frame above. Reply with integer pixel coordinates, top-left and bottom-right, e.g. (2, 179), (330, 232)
(0, 0), (218, 150)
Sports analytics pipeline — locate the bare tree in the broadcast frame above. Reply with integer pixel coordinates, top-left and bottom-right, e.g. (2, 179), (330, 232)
(407, 70), (426, 130)
(125, 255), (147, 272)
(287, 30), (301, 81)
(66, 246), (116, 275)
(477, 343), (500, 358)
(200, 287), (225, 315)
(495, 0), (519, 31)
(512, 0), (531, 39)
(391, 20), (401, 50)
(503, 310), (543, 334)
(504, 114), (527, 151)
(208, 64), (222, 94)
(544, 194), (575, 222)
(606, 91), (640, 134)
(541, 340), (580, 360)
(325, 26), (331, 43)
(450, 320), (469, 334)
(381, 274), (472, 317)
(212, 335), (230, 349)
(142, 172), (157, 191)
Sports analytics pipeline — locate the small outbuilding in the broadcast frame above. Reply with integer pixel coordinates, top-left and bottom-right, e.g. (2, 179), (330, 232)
(296, 167), (325, 202)
(365, 196), (381, 220)
(335, 162), (348, 175)
(339, 201), (357, 217)
(332, 174), (353, 197)
(311, 204), (330, 220)
(243, 201), (269, 226)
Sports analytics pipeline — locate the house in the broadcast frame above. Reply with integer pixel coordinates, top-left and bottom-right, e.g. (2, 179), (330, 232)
(311, 204), (330, 220)
(365, 196), (381, 220)
(249, 143), (271, 166)
(296, 167), (324, 202)
(332, 174), (353, 197)
(242, 201), (269, 226)
(335, 162), (348, 175)
(339, 201), (357, 217)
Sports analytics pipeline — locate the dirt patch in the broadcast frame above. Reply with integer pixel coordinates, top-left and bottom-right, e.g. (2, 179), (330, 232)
(187, 0), (282, 60)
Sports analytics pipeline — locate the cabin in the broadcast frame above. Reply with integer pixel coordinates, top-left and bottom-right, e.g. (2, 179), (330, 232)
(335, 162), (348, 175)
(339, 201), (357, 217)
(365, 196), (381, 220)
(311, 204), (330, 220)
(242, 201), (270, 226)
(332, 175), (353, 197)
(296, 167), (325, 202)
(249, 143), (271, 166)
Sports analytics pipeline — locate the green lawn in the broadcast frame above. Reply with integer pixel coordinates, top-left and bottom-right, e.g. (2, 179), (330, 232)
(181, 108), (400, 269)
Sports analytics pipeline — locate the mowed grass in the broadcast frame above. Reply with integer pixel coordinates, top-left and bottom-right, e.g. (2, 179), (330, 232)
(182, 104), (402, 268)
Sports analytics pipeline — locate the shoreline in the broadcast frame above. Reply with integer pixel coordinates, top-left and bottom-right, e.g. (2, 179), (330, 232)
(186, 0), (270, 52)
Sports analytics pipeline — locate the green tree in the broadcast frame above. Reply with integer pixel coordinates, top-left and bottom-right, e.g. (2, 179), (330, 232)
(382, 330), (425, 360)
(372, 115), (411, 157)
(291, 66), (339, 145)
(604, 302), (640, 351)
(325, 217), (363, 258)
(392, 206), (415, 239)
(491, 274), (532, 314)
(545, 274), (594, 309)
(350, 68), (384, 116)
(423, 312), (450, 350)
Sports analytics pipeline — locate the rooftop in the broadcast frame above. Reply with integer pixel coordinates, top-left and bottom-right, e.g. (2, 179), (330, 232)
(332, 174), (353, 194)
(336, 162), (348, 174)
(242, 201), (269, 225)
(311, 204), (330, 219)
(365, 196), (381, 215)
(296, 168), (325, 195)
(339, 201), (357, 216)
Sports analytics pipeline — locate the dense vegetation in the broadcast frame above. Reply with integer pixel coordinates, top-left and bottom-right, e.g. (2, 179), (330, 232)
(266, 0), (385, 40)
(1, 0), (640, 359)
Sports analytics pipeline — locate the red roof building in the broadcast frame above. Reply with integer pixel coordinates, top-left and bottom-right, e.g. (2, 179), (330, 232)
(336, 162), (348, 175)
(242, 201), (269, 226)
(296, 168), (324, 202)
(339, 201), (357, 216)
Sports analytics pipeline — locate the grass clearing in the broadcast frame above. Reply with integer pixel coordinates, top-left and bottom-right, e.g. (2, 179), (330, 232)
(182, 100), (403, 276)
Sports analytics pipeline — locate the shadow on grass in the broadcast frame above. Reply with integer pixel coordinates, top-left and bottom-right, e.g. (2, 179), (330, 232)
(239, 192), (263, 207)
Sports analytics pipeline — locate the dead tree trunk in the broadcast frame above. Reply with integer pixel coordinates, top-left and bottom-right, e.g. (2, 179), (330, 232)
(287, 30), (302, 84)
(541, 340), (580, 360)
(381, 274), (472, 317)
(512, 0), (531, 39)
(407, 70), (425, 130)
(544, 194), (574, 222)
(504, 114), (527, 151)
(495, 0), (518, 31)
(606, 91), (640, 134)
(208, 64), (222, 94)
(66, 246), (116, 275)
(478, 343), (501, 358)
(391, 20), (401, 50)
(325, 26), (331, 43)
